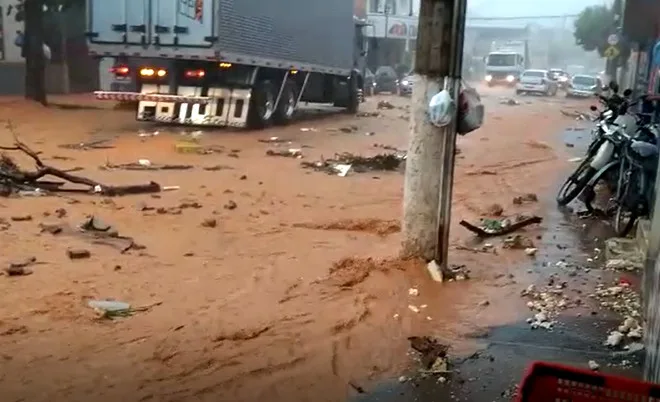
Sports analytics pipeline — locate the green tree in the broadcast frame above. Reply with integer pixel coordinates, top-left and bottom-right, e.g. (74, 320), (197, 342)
(9, 0), (80, 105)
(574, 5), (615, 56)
(573, 1), (628, 76)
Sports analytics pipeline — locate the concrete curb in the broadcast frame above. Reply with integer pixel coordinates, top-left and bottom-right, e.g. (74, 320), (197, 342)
(637, 219), (651, 257)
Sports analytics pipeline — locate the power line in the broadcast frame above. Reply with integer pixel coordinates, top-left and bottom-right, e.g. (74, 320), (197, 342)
(467, 14), (578, 21)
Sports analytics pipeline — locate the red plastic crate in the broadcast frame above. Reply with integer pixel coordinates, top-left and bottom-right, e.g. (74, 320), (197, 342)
(516, 361), (660, 401)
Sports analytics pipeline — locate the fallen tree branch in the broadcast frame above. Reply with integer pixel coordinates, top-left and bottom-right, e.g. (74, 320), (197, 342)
(459, 215), (543, 237)
(0, 120), (161, 197)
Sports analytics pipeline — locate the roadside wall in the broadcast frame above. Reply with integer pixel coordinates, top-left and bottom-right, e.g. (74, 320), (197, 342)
(0, 0), (98, 95)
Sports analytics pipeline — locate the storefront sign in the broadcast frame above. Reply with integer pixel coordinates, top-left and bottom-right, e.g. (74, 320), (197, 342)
(365, 13), (417, 39)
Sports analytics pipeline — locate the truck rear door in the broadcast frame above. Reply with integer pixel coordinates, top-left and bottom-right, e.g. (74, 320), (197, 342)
(151, 0), (214, 47)
(88, 0), (151, 45)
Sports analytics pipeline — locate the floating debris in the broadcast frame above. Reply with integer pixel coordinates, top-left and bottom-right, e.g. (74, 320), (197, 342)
(499, 97), (519, 106)
(592, 281), (643, 348)
(460, 215), (543, 237)
(377, 100), (395, 110)
(266, 149), (303, 158)
(258, 136), (291, 144)
(524, 247), (538, 256)
(408, 336), (450, 373)
(357, 111), (380, 117)
(560, 109), (589, 120)
(521, 283), (572, 331)
(88, 300), (132, 319)
(512, 193), (538, 205)
(503, 234), (535, 250)
(101, 161), (194, 171)
(592, 282), (641, 318)
(301, 152), (406, 176)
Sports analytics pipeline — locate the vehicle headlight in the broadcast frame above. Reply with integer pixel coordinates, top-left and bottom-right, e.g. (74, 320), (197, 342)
(372, 82), (376, 86)
(506, 75), (514, 82)
(401, 80), (409, 86)
(485, 75), (492, 81)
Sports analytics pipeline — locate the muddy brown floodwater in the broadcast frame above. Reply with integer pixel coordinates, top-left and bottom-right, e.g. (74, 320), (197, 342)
(0, 90), (591, 402)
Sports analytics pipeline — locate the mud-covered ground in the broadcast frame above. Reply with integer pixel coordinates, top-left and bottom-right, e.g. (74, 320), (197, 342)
(0, 87), (592, 402)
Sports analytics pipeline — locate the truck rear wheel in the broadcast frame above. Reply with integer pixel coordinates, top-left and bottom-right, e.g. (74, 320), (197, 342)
(344, 73), (360, 114)
(247, 80), (275, 129)
(346, 79), (359, 114)
(273, 81), (297, 125)
(333, 72), (359, 114)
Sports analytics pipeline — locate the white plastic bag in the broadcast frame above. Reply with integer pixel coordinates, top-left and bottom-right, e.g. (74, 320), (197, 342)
(457, 80), (484, 135)
(428, 89), (455, 128)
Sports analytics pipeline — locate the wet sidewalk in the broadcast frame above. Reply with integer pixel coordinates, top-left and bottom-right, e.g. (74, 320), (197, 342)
(352, 128), (645, 401)
(352, 316), (643, 401)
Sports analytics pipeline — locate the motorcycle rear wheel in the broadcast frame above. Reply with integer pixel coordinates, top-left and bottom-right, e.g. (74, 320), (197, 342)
(556, 159), (596, 206)
(614, 205), (638, 237)
(613, 171), (644, 237)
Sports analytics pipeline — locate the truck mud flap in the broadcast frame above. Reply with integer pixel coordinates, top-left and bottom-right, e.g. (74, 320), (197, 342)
(94, 91), (212, 104)
(94, 90), (250, 128)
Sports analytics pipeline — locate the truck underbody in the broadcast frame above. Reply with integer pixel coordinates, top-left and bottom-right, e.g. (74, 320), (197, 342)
(94, 57), (361, 129)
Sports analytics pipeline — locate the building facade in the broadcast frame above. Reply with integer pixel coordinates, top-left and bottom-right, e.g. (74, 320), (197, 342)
(363, 0), (419, 71)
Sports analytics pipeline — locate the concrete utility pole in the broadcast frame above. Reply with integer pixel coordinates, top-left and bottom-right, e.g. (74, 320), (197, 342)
(402, 0), (467, 266)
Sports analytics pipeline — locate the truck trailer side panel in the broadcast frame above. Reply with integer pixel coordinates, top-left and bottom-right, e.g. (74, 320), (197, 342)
(87, 0), (355, 72)
(213, 0), (354, 71)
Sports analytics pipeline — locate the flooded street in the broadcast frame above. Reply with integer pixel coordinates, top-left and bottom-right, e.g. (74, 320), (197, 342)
(0, 87), (642, 401)
(352, 105), (647, 401)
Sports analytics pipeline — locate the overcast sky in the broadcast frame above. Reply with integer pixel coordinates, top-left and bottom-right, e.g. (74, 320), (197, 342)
(468, 0), (611, 18)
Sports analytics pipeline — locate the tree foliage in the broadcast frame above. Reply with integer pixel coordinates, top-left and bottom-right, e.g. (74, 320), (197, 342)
(573, 0), (630, 73)
(573, 5), (616, 56)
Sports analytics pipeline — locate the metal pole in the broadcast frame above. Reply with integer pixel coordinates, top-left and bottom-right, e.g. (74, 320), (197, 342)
(435, 0), (467, 268)
(384, 2), (389, 39)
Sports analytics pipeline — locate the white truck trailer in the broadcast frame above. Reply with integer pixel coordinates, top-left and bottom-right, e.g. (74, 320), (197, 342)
(86, 0), (367, 129)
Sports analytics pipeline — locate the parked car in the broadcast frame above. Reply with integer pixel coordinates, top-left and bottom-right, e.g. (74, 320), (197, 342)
(398, 71), (414, 96)
(374, 66), (398, 94)
(515, 69), (558, 96)
(549, 68), (570, 89)
(566, 74), (602, 98)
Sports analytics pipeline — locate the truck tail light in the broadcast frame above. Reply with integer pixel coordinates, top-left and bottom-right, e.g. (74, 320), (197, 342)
(139, 67), (167, 78)
(185, 69), (205, 78)
(110, 65), (129, 77)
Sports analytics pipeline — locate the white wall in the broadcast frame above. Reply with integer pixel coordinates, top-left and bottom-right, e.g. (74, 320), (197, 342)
(366, 0), (419, 39)
(0, 0), (24, 62)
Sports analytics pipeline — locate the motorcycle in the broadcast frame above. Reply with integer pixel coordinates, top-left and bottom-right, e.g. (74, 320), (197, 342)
(611, 128), (659, 236)
(556, 87), (635, 207)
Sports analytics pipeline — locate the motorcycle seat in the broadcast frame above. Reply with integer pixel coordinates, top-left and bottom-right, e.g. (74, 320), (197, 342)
(630, 140), (658, 158)
(628, 140), (659, 172)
